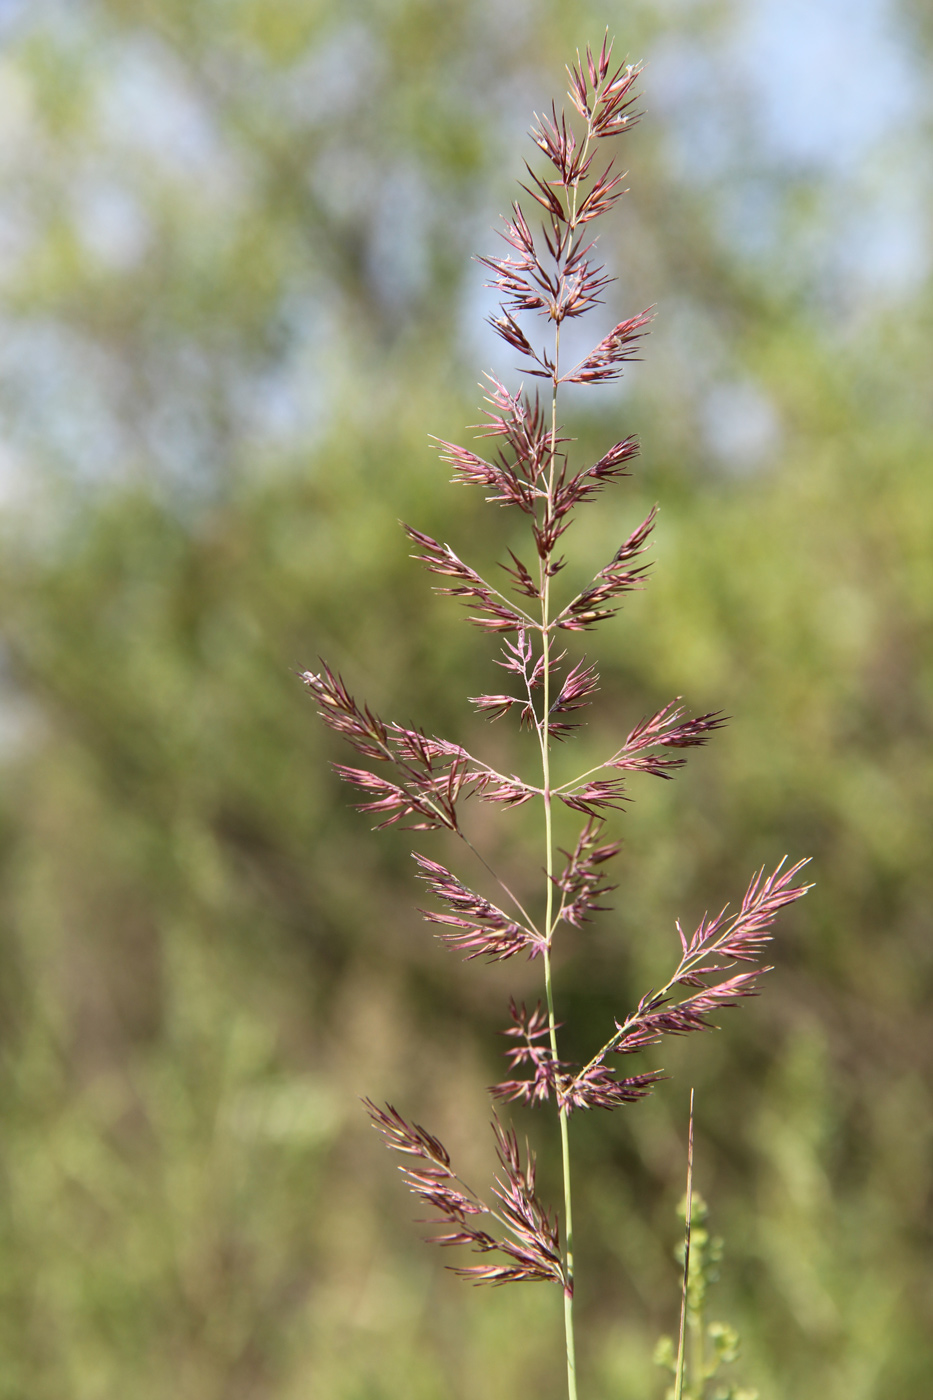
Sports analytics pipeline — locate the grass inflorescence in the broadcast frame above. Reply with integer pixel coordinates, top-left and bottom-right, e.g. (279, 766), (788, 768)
(304, 36), (810, 1400)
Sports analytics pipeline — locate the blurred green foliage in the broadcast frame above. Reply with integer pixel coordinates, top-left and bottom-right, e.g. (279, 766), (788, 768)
(0, 1), (930, 1397)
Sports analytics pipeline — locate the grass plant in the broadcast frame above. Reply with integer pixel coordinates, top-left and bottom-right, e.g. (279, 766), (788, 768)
(304, 38), (809, 1400)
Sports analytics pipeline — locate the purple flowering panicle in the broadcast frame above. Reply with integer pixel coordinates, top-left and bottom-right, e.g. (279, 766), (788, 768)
(304, 36), (809, 1400)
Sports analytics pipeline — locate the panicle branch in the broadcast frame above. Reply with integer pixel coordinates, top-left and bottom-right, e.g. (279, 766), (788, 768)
(466, 766), (541, 809)
(561, 310), (654, 385)
(557, 776), (630, 819)
(554, 435), (641, 516)
(414, 855), (544, 961)
(563, 860), (812, 1105)
(364, 1100), (495, 1249)
(455, 1118), (565, 1287)
(491, 999), (564, 1105)
(365, 1100), (566, 1288)
(490, 998), (662, 1113)
(675, 857), (812, 966)
(553, 819), (620, 927)
(434, 435), (538, 515)
(606, 701), (728, 778)
(470, 691), (537, 726)
(498, 550), (543, 604)
(565, 37), (642, 136)
(555, 507), (657, 630)
(559, 1063), (663, 1112)
(405, 525), (534, 632)
(303, 665), (472, 830)
(471, 632), (540, 728)
(496, 630), (547, 684)
(547, 658), (600, 741)
(476, 376), (558, 469)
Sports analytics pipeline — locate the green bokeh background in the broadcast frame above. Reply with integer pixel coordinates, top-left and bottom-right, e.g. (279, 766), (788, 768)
(0, 1), (930, 1396)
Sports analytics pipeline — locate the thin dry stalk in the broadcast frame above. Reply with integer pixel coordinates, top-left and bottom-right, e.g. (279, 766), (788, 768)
(674, 1090), (696, 1400)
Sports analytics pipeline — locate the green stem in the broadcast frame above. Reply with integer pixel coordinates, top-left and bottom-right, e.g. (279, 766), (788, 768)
(537, 86), (604, 1393)
(544, 944), (577, 1399)
(534, 301), (578, 1397)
